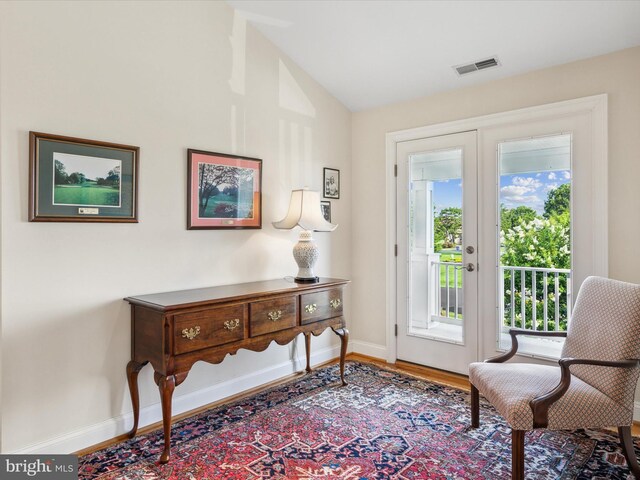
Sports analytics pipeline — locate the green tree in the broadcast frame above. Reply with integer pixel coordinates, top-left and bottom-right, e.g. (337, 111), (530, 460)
(543, 183), (570, 219)
(223, 186), (238, 197)
(67, 172), (86, 185)
(434, 207), (462, 249)
(500, 205), (537, 232)
(54, 160), (68, 185)
(106, 166), (120, 187)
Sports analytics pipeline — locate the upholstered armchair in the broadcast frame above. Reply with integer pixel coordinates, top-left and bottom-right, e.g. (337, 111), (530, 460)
(469, 276), (640, 480)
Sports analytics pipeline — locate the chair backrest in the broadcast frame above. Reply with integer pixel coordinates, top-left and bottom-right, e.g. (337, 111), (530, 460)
(561, 276), (640, 408)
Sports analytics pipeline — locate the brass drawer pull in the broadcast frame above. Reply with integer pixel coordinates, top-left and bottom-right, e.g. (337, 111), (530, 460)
(330, 299), (342, 309)
(224, 318), (240, 331)
(305, 303), (317, 314)
(181, 326), (201, 340)
(268, 310), (282, 321)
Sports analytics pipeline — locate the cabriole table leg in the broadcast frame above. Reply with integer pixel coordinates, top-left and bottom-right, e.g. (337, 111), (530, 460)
(155, 374), (176, 464)
(331, 327), (349, 386)
(126, 360), (147, 438)
(304, 332), (312, 373)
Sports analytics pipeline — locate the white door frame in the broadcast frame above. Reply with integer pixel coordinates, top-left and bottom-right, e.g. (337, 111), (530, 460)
(385, 94), (608, 364)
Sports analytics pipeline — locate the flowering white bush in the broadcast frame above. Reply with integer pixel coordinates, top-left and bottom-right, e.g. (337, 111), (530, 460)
(501, 212), (571, 331)
(501, 213), (570, 270)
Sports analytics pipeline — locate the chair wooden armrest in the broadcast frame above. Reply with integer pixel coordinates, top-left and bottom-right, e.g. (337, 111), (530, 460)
(486, 328), (568, 364)
(529, 357), (640, 428)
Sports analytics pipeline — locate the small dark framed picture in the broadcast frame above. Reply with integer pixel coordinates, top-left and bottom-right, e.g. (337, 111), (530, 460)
(187, 149), (262, 229)
(323, 168), (340, 199)
(29, 131), (139, 222)
(320, 201), (331, 222)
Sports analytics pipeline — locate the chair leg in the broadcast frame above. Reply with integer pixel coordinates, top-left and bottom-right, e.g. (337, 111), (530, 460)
(618, 426), (640, 478)
(512, 429), (525, 480)
(471, 384), (479, 428)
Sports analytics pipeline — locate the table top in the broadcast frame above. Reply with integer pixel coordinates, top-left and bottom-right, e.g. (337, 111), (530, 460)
(125, 277), (349, 311)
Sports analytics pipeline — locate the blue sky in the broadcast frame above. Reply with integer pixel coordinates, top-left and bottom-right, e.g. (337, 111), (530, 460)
(433, 180), (462, 212)
(433, 170), (571, 214)
(499, 170), (570, 213)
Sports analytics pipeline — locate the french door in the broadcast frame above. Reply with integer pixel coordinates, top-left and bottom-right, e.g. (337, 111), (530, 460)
(478, 113), (596, 362)
(396, 131), (478, 374)
(395, 100), (604, 374)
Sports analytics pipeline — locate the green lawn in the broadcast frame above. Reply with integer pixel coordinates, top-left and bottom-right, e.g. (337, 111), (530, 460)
(201, 194), (253, 218)
(54, 182), (120, 206)
(437, 250), (462, 288)
(439, 252), (462, 262)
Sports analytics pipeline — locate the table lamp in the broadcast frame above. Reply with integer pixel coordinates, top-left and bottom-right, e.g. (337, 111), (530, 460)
(273, 188), (337, 283)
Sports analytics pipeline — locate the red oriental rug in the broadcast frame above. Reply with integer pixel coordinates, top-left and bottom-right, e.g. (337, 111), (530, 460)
(79, 361), (639, 479)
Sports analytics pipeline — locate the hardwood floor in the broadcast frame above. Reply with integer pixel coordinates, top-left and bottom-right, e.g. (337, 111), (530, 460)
(75, 352), (639, 456)
(349, 353), (470, 391)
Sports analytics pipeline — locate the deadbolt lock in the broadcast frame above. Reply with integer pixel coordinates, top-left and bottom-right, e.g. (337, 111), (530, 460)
(466, 246), (475, 254)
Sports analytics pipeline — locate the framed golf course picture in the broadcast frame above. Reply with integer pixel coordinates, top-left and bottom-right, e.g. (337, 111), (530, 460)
(187, 149), (262, 230)
(29, 132), (139, 223)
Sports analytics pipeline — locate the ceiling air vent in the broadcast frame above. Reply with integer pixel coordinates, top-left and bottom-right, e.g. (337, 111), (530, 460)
(454, 56), (500, 76)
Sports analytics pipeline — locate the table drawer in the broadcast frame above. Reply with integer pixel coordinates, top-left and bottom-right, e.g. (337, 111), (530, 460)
(174, 304), (246, 354)
(301, 288), (343, 325)
(250, 296), (297, 337)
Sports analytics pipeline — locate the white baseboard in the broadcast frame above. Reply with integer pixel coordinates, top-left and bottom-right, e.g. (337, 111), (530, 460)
(349, 340), (388, 361)
(634, 401), (640, 422)
(11, 345), (340, 455)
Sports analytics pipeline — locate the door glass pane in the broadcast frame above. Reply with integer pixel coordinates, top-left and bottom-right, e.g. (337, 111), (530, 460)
(409, 148), (464, 344)
(498, 134), (571, 355)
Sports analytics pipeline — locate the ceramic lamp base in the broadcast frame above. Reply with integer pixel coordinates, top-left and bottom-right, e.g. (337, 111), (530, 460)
(292, 230), (320, 282)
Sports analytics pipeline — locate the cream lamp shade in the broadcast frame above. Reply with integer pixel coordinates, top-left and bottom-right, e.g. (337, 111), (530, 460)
(273, 188), (337, 282)
(272, 188), (337, 231)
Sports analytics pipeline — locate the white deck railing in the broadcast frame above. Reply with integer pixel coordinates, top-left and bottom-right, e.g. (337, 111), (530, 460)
(428, 259), (571, 333)
(500, 266), (571, 332)
(430, 259), (464, 323)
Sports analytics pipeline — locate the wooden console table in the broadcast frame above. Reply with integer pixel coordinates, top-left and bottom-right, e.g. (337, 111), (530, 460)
(125, 277), (349, 463)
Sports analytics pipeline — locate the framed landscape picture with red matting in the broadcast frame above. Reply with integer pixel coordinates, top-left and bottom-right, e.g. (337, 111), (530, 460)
(187, 149), (262, 230)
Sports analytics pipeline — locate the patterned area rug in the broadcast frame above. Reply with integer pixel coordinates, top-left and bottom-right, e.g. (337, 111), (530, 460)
(79, 362), (639, 479)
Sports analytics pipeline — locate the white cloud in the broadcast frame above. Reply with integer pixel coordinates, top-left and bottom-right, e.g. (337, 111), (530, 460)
(506, 195), (541, 203)
(535, 173), (541, 177)
(501, 185), (534, 197)
(548, 172), (557, 180)
(545, 183), (558, 192)
(562, 170), (571, 179)
(512, 176), (542, 189)
(501, 194), (544, 213)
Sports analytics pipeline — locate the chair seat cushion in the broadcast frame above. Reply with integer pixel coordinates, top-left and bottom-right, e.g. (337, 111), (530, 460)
(469, 362), (633, 431)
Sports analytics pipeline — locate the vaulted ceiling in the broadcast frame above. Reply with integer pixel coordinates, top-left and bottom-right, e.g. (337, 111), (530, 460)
(226, 0), (640, 111)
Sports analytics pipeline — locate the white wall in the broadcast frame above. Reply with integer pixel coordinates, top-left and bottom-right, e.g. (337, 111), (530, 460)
(0, 1), (351, 453)
(351, 47), (640, 355)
